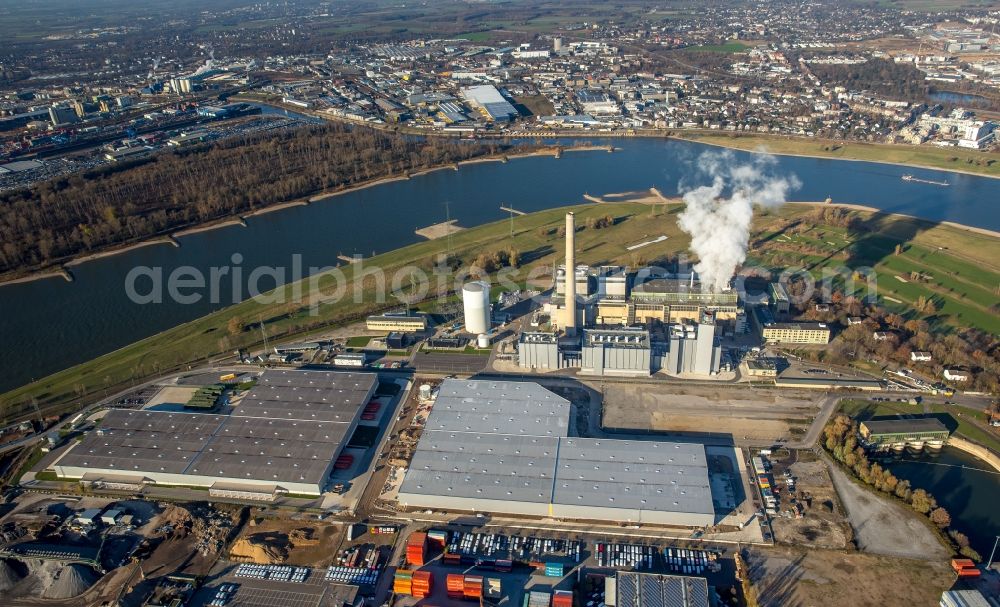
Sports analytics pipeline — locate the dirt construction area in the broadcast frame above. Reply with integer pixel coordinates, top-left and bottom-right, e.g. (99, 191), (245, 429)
(746, 545), (953, 607)
(602, 384), (816, 442)
(768, 452), (852, 550)
(229, 517), (344, 567)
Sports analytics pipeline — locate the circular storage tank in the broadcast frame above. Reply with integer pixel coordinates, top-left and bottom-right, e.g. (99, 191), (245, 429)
(461, 281), (491, 335)
(477, 334), (490, 349)
(419, 384), (432, 400)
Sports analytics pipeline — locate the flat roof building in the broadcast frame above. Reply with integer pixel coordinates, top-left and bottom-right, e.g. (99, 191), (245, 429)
(608, 572), (709, 607)
(860, 418), (950, 447)
(761, 322), (830, 344)
(397, 379), (715, 526)
(462, 85), (518, 122)
(55, 370), (377, 496)
(366, 313), (428, 332)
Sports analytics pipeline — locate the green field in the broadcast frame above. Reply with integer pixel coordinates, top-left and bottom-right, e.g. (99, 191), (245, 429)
(675, 132), (1000, 178)
(2, 201), (998, 424)
(749, 209), (1000, 335)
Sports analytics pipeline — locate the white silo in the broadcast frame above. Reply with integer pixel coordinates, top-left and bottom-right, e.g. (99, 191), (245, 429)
(462, 281), (491, 335)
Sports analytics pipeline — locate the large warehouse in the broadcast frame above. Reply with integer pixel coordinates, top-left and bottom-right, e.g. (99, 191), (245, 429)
(54, 370), (377, 497)
(397, 380), (716, 526)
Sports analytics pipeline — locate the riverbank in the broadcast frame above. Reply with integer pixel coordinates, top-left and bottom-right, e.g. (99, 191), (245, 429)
(673, 131), (1000, 179)
(0, 145), (577, 288)
(63, 236), (179, 268)
(4, 200), (998, 423)
(948, 436), (1000, 474)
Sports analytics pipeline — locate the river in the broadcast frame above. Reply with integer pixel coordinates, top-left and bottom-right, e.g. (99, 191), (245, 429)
(883, 446), (1000, 560)
(1, 137), (999, 393)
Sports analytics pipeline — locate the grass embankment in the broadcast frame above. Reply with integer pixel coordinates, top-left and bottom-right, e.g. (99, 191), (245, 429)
(838, 399), (1000, 453)
(674, 131), (1000, 178)
(2, 202), (998, 424)
(749, 209), (1000, 335)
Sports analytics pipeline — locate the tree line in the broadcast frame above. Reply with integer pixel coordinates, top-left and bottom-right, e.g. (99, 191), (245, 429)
(824, 414), (981, 561)
(0, 123), (515, 275)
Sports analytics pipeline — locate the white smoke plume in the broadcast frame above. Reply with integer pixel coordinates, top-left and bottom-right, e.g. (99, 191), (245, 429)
(677, 150), (800, 292)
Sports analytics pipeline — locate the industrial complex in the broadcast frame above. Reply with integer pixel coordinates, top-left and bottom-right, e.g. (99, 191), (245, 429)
(397, 379), (716, 527)
(511, 213), (731, 378)
(53, 370), (377, 497)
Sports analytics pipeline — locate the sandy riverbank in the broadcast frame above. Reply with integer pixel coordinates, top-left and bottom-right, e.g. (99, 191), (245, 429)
(172, 218), (246, 238)
(0, 268), (73, 286)
(63, 236), (178, 268)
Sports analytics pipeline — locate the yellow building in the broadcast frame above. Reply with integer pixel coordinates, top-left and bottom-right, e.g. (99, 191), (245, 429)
(761, 322), (830, 345)
(366, 314), (427, 333)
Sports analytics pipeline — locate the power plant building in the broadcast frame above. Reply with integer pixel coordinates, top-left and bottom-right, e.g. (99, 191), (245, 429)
(518, 332), (562, 370)
(397, 379), (716, 526)
(54, 370), (377, 497)
(462, 281), (492, 334)
(581, 328), (651, 377)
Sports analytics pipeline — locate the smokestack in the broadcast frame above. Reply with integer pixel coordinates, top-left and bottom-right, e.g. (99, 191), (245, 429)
(564, 212), (577, 335)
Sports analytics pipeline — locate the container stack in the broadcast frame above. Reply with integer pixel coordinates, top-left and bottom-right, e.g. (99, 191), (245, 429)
(528, 590), (552, 607)
(552, 590), (573, 607)
(407, 532), (428, 566)
(411, 570), (433, 598)
(394, 570), (413, 595)
(427, 529), (448, 550)
(951, 559), (981, 577)
(544, 562), (563, 577)
(443, 551), (462, 565)
(463, 574), (483, 599)
(446, 574), (466, 599)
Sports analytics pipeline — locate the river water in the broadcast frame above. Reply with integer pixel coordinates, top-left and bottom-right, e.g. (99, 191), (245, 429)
(884, 446), (1000, 560)
(1, 137), (999, 392)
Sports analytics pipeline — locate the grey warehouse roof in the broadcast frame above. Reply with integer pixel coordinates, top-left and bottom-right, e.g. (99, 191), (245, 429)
(235, 369), (376, 422)
(553, 439), (712, 515)
(59, 370), (375, 487)
(425, 379), (570, 436)
(615, 572), (709, 607)
(399, 380), (714, 522)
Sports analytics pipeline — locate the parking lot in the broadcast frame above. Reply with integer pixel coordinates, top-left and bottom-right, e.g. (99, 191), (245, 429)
(412, 351), (490, 373)
(193, 564), (360, 607)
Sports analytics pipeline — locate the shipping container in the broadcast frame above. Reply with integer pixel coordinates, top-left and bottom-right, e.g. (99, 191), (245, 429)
(407, 532), (429, 566)
(553, 590), (573, 607)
